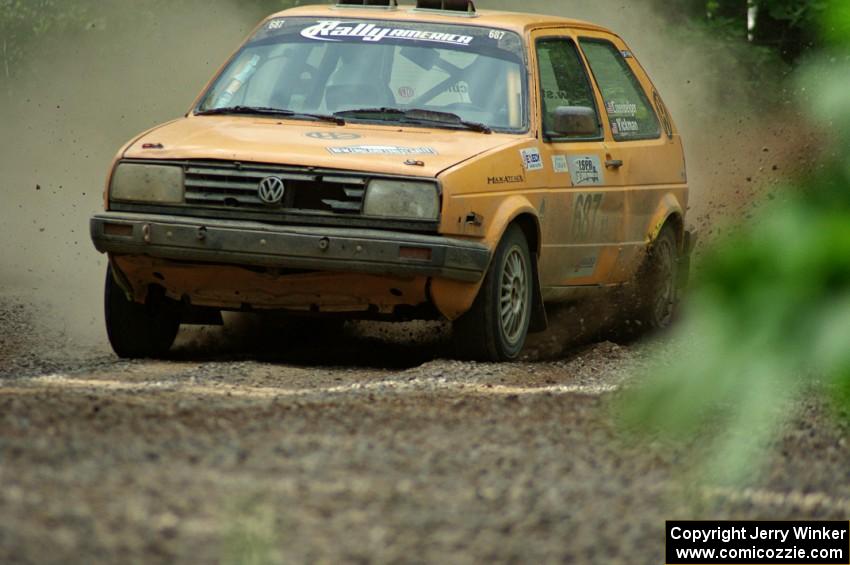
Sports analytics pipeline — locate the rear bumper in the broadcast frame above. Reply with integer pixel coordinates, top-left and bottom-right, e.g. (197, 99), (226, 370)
(90, 212), (491, 283)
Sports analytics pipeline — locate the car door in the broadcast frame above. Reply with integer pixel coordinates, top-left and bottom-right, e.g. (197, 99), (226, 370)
(577, 33), (688, 282)
(531, 30), (628, 289)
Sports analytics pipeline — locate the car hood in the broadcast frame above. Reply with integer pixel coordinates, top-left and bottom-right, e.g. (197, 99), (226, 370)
(123, 116), (526, 177)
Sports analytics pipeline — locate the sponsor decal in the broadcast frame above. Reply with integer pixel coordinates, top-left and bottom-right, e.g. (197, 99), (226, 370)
(398, 86), (415, 99)
(267, 19), (285, 30)
(301, 21), (474, 46)
(305, 131), (361, 140)
(520, 147), (544, 172)
(487, 175), (525, 185)
(552, 155), (569, 174)
(327, 145), (437, 155)
(605, 100), (638, 116)
(566, 155), (604, 187)
(613, 118), (640, 134)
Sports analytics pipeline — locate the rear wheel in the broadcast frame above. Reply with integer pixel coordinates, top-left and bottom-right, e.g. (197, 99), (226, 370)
(453, 225), (533, 361)
(105, 268), (180, 359)
(634, 224), (679, 330)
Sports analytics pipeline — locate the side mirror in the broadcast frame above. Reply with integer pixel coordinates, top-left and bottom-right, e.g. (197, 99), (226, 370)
(551, 106), (599, 137)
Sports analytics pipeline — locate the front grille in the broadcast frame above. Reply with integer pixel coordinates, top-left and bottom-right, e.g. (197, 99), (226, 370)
(184, 162), (367, 215)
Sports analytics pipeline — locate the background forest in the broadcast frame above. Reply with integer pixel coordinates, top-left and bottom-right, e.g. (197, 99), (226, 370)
(0, 0), (830, 82)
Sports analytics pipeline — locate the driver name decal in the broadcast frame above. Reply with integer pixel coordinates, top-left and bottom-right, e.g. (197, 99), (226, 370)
(301, 21), (474, 46)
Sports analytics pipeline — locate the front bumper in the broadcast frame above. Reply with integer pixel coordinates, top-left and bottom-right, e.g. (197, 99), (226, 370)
(90, 212), (491, 283)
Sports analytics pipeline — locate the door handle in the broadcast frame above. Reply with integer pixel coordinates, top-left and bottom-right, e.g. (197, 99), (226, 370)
(605, 159), (624, 170)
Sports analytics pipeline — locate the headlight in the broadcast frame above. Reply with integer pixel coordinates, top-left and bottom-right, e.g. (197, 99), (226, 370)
(110, 163), (183, 204)
(363, 180), (439, 220)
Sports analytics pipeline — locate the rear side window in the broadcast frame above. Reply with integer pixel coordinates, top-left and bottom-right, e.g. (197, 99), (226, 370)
(536, 38), (601, 140)
(580, 39), (660, 141)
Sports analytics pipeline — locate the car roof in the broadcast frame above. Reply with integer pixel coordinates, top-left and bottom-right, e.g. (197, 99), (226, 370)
(269, 4), (613, 35)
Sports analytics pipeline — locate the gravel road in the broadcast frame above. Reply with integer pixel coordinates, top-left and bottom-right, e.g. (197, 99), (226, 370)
(1, 295), (849, 565)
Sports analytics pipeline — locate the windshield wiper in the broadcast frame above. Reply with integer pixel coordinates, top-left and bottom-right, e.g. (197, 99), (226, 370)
(196, 106), (344, 125)
(403, 109), (493, 134)
(333, 107), (405, 119)
(334, 107), (492, 134)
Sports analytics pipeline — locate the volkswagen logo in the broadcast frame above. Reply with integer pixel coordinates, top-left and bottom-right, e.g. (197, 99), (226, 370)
(257, 176), (285, 206)
(305, 131), (361, 140)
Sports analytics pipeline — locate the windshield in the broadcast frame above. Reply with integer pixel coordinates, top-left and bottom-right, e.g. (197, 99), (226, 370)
(197, 17), (528, 132)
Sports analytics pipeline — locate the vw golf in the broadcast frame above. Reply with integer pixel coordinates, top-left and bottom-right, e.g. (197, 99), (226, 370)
(91, 0), (693, 361)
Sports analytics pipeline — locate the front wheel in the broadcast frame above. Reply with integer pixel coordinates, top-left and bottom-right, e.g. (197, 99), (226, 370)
(453, 225), (533, 362)
(105, 268), (180, 359)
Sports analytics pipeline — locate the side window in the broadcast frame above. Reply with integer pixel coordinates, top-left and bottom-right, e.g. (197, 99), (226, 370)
(580, 39), (660, 141)
(535, 38), (601, 140)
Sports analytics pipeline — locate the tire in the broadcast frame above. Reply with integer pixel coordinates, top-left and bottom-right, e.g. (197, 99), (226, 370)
(453, 224), (533, 361)
(633, 224), (680, 330)
(105, 268), (180, 359)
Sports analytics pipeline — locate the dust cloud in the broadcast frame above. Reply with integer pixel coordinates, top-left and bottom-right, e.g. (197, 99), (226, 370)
(0, 0), (808, 355)
(0, 1), (269, 352)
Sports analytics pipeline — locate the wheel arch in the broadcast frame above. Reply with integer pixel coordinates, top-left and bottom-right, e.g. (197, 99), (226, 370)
(511, 212), (542, 258)
(647, 194), (686, 252)
(430, 203), (547, 331)
(484, 196), (542, 259)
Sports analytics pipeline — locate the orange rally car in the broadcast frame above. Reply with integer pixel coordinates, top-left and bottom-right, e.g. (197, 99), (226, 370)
(90, 0), (695, 361)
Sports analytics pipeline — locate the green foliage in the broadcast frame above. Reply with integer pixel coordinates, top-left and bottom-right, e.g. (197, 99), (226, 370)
(621, 166), (850, 439)
(0, 0), (92, 79)
(681, 0), (828, 62)
(0, 0), (92, 35)
(620, 2), (850, 483)
(820, 0), (850, 45)
(755, 0), (826, 26)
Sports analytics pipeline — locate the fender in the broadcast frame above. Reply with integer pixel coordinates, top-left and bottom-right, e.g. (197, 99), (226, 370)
(646, 192), (684, 248)
(431, 196), (542, 321)
(485, 196), (542, 257)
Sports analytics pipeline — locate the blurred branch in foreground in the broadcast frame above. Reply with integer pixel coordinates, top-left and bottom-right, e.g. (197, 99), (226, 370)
(618, 1), (850, 484)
